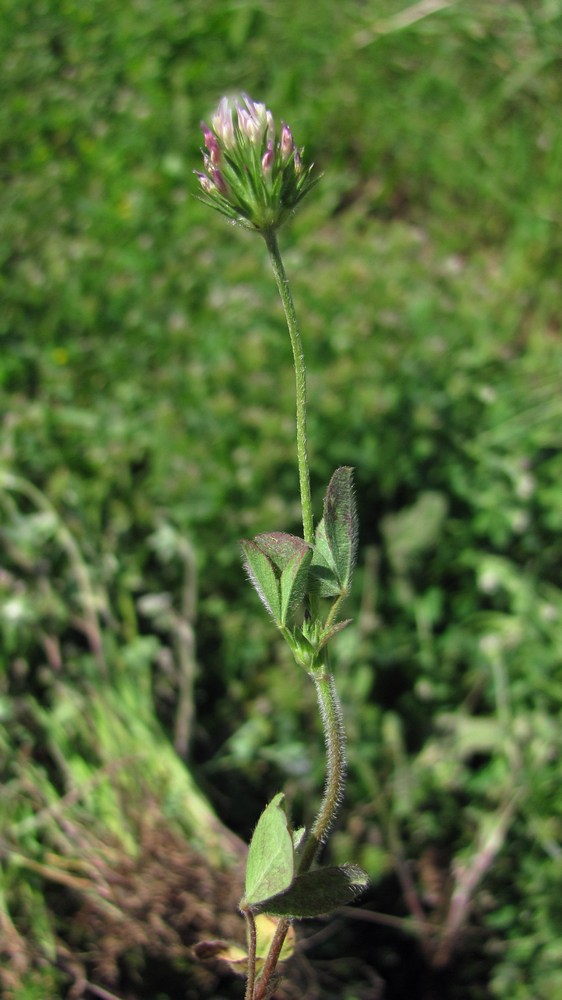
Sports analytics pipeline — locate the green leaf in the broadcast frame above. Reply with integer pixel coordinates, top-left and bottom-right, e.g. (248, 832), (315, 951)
(253, 532), (308, 573)
(280, 545), (312, 624)
(309, 518), (341, 597)
(256, 864), (369, 918)
(242, 533), (311, 626)
(324, 467), (358, 593)
(241, 793), (295, 909)
(309, 469), (359, 597)
(240, 539), (282, 624)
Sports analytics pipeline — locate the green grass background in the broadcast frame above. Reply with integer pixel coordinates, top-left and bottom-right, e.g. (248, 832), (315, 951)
(1, 1), (562, 997)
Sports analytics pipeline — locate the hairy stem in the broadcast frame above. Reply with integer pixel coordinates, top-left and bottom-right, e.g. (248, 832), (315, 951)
(263, 229), (314, 546)
(253, 917), (289, 1000)
(253, 667), (346, 999)
(244, 909), (257, 1000)
(299, 667), (347, 872)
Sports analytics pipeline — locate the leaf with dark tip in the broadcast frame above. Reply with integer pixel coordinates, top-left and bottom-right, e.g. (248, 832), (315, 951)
(255, 864), (369, 918)
(254, 532), (310, 573)
(243, 533), (311, 625)
(324, 467), (358, 593)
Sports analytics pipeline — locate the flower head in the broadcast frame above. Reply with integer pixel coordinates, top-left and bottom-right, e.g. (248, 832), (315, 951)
(195, 94), (318, 233)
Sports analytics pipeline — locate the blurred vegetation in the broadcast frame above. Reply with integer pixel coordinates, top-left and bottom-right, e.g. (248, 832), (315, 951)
(1, 0), (562, 997)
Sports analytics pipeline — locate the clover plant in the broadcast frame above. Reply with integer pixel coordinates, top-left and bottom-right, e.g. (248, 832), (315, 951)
(197, 94), (368, 999)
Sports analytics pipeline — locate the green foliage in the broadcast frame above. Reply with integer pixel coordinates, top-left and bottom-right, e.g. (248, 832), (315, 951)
(257, 864), (368, 920)
(242, 793), (294, 909)
(311, 467), (358, 598)
(241, 532), (311, 628)
(1, 0), (562, 997)
(241, 793), (367, 920)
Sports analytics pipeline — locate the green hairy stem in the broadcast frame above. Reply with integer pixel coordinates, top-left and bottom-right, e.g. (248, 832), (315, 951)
(299, 668), (347, 872)
(263, 229), (314, 547)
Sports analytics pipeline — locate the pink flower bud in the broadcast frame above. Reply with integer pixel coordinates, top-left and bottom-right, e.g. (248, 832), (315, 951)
(281, 123), (294, 161)
(242, 94), (266, 122)
(262, 140), (274, 176)
(265, 110), (274, 142)
(211, 97), (235, 148)
(213, 169), (228, 196)
(200, 122), (221, 165)
(238, 95), (271, 145)
(194, 171), (214, 195)
(237, 108), (260, 143)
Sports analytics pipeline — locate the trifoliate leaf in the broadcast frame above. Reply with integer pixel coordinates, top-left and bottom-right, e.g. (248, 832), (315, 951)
(242, 533), (311, 626)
